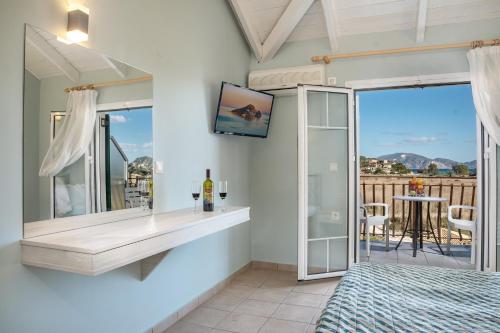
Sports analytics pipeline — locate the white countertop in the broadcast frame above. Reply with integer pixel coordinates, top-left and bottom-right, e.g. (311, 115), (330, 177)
(21, 206), (251, 276)
(22, 206), (249, 254)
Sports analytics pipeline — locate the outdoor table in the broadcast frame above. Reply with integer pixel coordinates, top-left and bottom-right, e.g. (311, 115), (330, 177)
(393, 195), (447, 257)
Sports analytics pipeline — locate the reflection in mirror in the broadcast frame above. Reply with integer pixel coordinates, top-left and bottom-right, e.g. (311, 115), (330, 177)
(23, 24), (153, 224)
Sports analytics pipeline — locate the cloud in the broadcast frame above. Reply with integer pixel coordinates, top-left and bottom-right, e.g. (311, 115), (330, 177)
(120, 143), (138, 150)
(110, 115), (127, 123)
(376, 134), (447, 148)
(401, 136), (439, 144)
(142, 142), (153, 148)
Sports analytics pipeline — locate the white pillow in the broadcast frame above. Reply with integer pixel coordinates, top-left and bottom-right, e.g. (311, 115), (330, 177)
(55, 177), (72, 217)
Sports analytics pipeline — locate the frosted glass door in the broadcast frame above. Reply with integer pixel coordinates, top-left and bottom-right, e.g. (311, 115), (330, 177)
(298, 86), (355, 280)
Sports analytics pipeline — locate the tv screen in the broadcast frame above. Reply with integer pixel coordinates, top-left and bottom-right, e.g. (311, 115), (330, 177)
(214, 82), (274, 138)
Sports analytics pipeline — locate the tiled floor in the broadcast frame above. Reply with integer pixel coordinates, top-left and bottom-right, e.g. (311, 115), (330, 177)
(359, 240), (475, 270)
(165, 268), (341, 333)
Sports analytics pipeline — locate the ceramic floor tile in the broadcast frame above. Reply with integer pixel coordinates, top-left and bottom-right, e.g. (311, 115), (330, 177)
(248, 288), (290, 303)
(222, 284), (257, 299)
(233, 275), (266, 288)
(215, 313), (267, 333)
(166, 322), (213, 333)
(283, 292), (326, 308)
(305, 324), (317, 333)
(204, 293), (244, 311)
(292, 281), (332, 295)
(258, 318), (308, 333)
(272, 304), (318, 323)
(233, 299), (279, 317)
(182, 307), (229, 328)
(274, 271), (298, 281)
(425, 253), (459, 269)
(310, 309), (322, 324)
(397, 250), (429, 265)
(261, 279), (297, 292)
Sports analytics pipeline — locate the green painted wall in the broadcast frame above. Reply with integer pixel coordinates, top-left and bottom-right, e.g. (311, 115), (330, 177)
(0, 1), (251, 332)
(23, 70), (40, 222)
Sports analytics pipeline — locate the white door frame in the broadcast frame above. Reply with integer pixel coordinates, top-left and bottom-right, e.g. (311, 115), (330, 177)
(298, 85), (356, 280)
(346, 72), (496, 271)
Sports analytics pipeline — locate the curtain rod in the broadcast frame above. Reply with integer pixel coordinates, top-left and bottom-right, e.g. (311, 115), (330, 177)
(311, 38), (500, 64)
(64, 75), (152, 93)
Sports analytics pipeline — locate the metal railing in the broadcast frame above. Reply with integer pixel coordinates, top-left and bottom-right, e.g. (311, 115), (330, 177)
(361, 176), (476, 244)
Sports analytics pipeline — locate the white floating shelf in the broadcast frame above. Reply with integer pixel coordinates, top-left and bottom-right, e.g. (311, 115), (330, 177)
(21, 206), (250, 277)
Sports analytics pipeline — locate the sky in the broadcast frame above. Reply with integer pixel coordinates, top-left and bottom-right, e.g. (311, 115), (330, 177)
(358, 84), (476, 162)
(220, 83), (273, 113)
(108, 107), (153, 162)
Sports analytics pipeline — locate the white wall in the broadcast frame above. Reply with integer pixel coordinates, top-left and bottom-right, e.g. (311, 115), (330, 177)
(249, 18), (500, 265)
(0, 1), (252, 332)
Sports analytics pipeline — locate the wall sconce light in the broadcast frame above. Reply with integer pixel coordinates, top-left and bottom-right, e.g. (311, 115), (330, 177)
(66, 3), (89, 43)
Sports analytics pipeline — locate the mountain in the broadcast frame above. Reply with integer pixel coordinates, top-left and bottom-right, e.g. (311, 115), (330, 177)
(377, 153), (476, 170)
(128, 156), (153, 176)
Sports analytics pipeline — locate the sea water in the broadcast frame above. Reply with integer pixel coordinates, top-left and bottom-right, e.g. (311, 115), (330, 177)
(216, 106), (271, 137)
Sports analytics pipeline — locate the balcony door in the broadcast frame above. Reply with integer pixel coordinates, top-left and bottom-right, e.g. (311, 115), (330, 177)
(298, 85), (356, 280)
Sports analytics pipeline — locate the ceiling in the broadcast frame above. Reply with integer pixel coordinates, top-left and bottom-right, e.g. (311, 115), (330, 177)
(25, 26), (128, 82)
(230, 0), (500, 62)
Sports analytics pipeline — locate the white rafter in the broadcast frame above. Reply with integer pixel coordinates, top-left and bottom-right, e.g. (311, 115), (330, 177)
(228, 0), (263, 61)
(101, 55), (128, 78)
(261, 0), (315, 62)
(25, 26), (80, 83)
(321, 0), (339, 53)
(416, 0), (428, 43)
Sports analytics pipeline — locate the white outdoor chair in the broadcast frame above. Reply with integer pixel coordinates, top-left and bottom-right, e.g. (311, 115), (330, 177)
(360, 203), (390, 257)
(447, 205), (476, 264)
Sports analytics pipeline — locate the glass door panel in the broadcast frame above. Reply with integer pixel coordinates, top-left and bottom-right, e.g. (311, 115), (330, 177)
(299, 86), (354, 280)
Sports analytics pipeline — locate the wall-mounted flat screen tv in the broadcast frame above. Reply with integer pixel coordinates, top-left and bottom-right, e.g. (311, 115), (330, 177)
(214, 82), (274, 138)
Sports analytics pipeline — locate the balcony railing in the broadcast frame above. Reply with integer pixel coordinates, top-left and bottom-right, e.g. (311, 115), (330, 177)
(360, 175), (476, 244)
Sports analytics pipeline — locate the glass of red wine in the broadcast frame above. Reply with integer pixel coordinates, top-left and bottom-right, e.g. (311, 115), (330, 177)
(219, 180), (228, 212)
(192, 181), (201, 212)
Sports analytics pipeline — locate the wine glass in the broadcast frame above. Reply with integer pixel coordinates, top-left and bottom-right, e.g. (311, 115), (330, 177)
(219, 180), (228, 212)
(192, 181), (201, 212)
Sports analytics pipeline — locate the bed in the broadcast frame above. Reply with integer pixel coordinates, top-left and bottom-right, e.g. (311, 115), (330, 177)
(316, 263), (500, 332)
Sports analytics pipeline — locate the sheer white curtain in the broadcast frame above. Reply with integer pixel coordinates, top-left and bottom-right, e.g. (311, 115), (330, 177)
(39, 90), (98, 177)
(467, 46), (500, 145)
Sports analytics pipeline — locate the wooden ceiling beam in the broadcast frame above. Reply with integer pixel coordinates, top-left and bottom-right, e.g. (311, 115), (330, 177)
(261, 0), (315, 62)
(416, 0), (428, 43)
(25, 26), (80, 83)
(101, 55), (128, 79)
(228, 0), (263, 62)
(321, 0), (339, 53)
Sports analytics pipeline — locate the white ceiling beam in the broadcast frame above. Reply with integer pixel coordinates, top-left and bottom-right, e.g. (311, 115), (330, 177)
(321, 0), (339, 53)
(25, 26), (80, 83)
(416, 0), (428, 43)
(101, 55), (128, 79)
(228, 0), (263, 62)
(261, 0), (315, 62)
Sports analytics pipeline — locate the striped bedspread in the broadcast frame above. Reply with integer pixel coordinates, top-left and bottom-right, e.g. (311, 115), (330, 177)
(316, 263), (500, 333)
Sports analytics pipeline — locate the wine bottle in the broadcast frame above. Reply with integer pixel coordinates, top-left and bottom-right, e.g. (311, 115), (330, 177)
(203, 169), (214, 211)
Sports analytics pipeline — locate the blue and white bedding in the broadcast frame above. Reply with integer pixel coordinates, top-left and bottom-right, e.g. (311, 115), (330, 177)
(316, 263), (500, 332)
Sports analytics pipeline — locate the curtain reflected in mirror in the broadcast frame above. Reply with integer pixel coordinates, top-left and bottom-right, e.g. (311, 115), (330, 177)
(23, 24), (153, 223)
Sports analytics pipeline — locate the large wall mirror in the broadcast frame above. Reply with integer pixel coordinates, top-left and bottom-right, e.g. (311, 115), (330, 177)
(23, 24), (153, 229)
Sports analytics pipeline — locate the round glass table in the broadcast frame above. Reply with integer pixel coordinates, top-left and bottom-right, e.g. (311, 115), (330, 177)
(393, 195), (447, 257)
